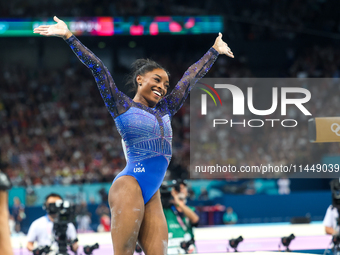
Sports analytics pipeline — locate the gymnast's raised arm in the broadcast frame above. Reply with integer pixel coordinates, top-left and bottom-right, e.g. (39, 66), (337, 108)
(162, 32), (234, 117)
(34, 16), (131, 118)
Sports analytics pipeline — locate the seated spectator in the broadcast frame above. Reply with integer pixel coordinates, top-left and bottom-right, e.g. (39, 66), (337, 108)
(277, 177), (291, 195)
(198, 188), (209, 200)
(76, 201), (92, 232)
(12, 197), (25, 233)
(97, 214), (111, 232)
(96, 203), (110, 217)
(223, 207), (238, 225)
(76, 212), (92, 232)
(95, 203), (110, 232)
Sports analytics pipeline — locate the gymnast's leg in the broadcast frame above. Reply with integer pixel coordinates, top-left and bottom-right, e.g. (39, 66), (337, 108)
(137, 190), (168, 255)
(108, 176), (145, 255)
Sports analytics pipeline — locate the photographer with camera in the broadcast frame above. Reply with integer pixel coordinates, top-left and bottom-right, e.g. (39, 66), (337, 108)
(324, 206), (339, 236)
(162, 180), (199, 254)
(323, 178), (340, 254)
(324, 179), (340, 235)
(26, 193), (78, 254)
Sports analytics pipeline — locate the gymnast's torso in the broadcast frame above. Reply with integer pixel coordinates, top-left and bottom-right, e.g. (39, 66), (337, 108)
(114, 104), (172, 203)
(65, 35), (218, 203)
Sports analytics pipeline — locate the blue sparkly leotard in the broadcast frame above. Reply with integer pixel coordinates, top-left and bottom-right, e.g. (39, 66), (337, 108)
(65, 35), (219, 204)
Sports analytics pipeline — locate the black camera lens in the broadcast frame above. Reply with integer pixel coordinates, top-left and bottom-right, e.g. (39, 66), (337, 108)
(84, 243), (99, 255)
(47, 203), (58, 214)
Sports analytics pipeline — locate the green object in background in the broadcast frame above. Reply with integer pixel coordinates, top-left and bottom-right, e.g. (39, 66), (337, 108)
(0, 16), (223, 37)
(164, 206), (197, 253)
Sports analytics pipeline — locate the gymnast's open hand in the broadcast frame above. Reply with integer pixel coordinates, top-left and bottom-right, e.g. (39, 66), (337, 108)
(213, 32), (234, 58)
(33, 16), (73, 40)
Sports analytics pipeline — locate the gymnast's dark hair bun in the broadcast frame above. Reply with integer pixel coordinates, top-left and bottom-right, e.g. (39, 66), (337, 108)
(126, 58), (170, 95)
(131, 59), (150, 73)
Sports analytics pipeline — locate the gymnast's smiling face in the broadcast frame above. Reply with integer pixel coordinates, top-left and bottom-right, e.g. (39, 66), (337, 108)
(135, 68), (170, 108)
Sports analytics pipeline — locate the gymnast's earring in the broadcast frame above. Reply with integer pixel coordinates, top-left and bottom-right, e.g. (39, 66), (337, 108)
(139, 83), (142, 86)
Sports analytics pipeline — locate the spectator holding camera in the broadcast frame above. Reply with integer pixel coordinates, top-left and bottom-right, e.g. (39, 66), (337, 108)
(26, 193), (78, 253)
(163, 180), (199, 254)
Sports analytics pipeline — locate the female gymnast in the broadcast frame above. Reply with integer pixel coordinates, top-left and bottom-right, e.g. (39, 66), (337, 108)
(34, 16), (234, 255)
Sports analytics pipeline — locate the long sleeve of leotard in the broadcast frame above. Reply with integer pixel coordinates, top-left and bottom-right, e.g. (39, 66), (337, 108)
(160, 47), (219, 117)
(65, 35), (131, 118)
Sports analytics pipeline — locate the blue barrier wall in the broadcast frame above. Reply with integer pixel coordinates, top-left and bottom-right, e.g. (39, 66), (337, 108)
(19, 190), (332, 233)
(216, 191), (331, 223)
(189, 191), (331, 225)
(11, 179), (333, 207)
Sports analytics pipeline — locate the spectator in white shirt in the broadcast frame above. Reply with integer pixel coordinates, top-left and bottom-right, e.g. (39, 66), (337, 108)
(323, 179), (340, 235)
(323, 205), (339, 235)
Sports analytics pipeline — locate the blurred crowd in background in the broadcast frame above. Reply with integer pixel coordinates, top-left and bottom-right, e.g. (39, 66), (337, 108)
(1, 43), (339, 186)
